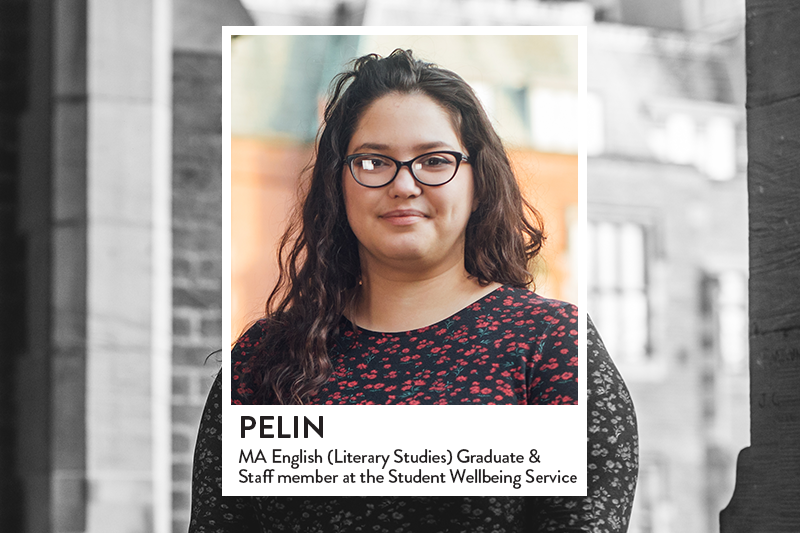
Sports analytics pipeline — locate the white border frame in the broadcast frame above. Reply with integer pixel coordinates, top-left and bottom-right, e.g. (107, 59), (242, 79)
(222, 26), (587, 497)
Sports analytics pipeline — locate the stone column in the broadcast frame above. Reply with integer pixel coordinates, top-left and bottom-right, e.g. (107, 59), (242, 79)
(44, 0), (173, 531)
(719, 0), (800, 530)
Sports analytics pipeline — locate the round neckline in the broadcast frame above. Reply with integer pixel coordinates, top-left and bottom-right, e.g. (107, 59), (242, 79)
(342, 284), (510, 336)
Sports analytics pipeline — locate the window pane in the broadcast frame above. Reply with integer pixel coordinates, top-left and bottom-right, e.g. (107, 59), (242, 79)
(666, 112), (695, 164)
(597, 292), (620, 359)
(530, 88), (579, 154)
(705, 116), (736, 181)
(717, 271), (748, 371)
(596, 222), (617, 289)
(587, 92), (605, 156)
(622, 290), (649, 361)
(620, 223), (646, 289)
(589, 220), (652, 364)
(588, 222), (597, 288)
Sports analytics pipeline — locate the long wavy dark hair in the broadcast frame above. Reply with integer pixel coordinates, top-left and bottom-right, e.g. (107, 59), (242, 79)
(248, 49), (545, 404)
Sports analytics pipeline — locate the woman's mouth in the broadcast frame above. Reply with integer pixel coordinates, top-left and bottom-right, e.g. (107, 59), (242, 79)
(380, 209), (427, 226)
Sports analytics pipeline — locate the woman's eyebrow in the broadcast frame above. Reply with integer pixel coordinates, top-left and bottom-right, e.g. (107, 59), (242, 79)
(413, 141), (455, 151)
(350, 141), (457, 153)
(351, 142), (390, 153)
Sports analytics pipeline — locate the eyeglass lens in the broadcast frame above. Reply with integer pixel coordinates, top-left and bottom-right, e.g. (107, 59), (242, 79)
(350, 152), (460, 187)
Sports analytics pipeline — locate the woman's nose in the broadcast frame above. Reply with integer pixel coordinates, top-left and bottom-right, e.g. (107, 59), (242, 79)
(389, 166), (422, 197)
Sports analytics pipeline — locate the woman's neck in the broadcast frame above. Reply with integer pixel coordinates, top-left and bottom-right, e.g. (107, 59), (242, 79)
(350, 261), (501, 333)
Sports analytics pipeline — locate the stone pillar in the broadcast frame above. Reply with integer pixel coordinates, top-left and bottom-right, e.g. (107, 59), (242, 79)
(83, 1), (174, 529)
(24, 0), (173, 531)
(2, 0), (36, 531)
(719, 0), (800, 530)
(14, 1), (254, 532)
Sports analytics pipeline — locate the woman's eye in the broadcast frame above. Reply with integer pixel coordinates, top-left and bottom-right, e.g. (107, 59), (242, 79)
(360, 158), (389, 171)
(421, 155), (453, 168)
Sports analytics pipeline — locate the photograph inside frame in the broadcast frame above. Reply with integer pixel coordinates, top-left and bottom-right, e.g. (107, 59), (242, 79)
(229, 34), (584, 407)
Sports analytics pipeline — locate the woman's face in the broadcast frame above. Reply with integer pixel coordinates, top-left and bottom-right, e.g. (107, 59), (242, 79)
(342, 92), (475, 274)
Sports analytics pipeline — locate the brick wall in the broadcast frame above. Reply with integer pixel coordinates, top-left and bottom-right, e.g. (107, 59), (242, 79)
(171, 49), (224, 532)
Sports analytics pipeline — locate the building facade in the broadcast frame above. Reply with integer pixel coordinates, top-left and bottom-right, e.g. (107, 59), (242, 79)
(585, 18), (748, 533)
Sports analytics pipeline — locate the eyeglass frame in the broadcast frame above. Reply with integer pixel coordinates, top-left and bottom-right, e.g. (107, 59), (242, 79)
(343, 150), (470, 188)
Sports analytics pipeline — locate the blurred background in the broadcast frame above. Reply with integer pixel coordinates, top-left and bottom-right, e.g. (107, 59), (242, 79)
(2, 0), (748, 532)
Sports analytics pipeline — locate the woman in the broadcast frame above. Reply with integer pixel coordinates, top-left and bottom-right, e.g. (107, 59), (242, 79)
(191, 49), (637, 531)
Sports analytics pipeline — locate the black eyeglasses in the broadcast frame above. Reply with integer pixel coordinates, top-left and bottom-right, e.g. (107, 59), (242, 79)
(344, 151), (470, 188)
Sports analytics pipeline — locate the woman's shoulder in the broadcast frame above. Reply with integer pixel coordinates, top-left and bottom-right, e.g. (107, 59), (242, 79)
(491, 285), (577, 318)
(463, 286), (577, 348)
(232, 319), (269, 361)
(231, 319), (269, 405)
(487, 288), (578, 404)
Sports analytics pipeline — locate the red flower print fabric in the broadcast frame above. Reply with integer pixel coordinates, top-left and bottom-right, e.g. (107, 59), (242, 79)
(232, 286), (578, 406)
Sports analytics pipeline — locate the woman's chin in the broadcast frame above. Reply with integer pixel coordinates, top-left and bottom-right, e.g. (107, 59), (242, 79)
(379, 246), (429, 264)
(360, 236), (464, 272)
